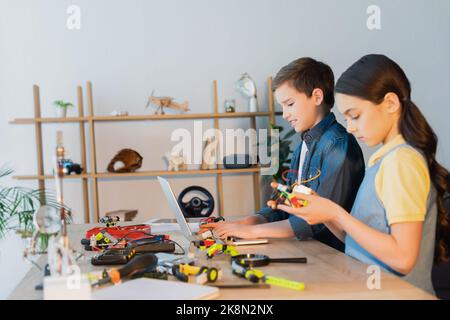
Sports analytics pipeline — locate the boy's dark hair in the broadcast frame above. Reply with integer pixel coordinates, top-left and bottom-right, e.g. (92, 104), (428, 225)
(273, 57), (335, 109)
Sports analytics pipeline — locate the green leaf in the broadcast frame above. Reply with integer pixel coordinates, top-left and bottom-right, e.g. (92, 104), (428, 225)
(53, 100), (73, 109)
(0, 164), (72, 240)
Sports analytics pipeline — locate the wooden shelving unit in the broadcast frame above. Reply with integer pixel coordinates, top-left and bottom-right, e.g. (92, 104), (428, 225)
(10, 78), (276, 223)
(10, 112), (274, 124)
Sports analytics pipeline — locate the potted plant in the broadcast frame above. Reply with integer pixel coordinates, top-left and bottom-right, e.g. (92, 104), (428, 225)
(53, 100), (73, 118)
(0, 165), (71, 251)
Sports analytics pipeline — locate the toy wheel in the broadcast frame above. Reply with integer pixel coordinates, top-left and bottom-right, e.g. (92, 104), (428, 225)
(198, 266), (208, 274)
(172, 265), (188, 282)
(245, 272), (259, 283)
(207, 268), (219, 282)
(74, 164), (82, 174)
(69, 164), (82, 174)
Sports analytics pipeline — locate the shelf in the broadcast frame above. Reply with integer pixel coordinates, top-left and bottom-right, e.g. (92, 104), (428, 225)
(95, 167), (268, 178)
(13, 173), (91, 180)
(13, 166), (269, 180)
(10, 112), (272, 124)
(9, 117), (86, 124)
(92, 112), (271, 122)
(13, 79), (276, 222)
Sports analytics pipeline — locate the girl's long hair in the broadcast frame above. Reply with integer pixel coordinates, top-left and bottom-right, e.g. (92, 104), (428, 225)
(335, 54), (450, 263)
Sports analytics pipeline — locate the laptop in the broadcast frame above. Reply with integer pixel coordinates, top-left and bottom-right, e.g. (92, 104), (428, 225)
(157, 176), (197, 242)
(157, 176), (268, 245)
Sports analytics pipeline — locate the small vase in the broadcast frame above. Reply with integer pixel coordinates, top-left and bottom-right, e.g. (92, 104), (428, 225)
(224, 99), (236, 113)
(56, 107), (67, 118)
(248, 96), (259, 112)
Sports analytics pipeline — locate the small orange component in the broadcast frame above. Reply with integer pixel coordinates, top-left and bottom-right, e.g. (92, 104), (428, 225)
(109, 268), (121, 284)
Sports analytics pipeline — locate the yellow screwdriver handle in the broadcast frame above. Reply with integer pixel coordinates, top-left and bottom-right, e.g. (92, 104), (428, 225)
(264, 275), (305, 291)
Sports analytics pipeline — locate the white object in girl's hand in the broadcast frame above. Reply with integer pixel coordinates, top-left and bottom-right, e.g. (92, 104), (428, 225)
(293, 184), (312, 196)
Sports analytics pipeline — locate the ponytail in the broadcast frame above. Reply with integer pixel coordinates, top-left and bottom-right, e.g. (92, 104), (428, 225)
(400, 100), (450, 263)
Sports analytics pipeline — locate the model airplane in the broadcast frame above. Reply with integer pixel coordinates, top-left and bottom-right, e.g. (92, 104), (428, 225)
(145, 90), (190, 115)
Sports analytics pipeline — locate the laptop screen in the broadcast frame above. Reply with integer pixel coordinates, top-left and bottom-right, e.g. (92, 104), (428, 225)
(157, 176), (194, 239)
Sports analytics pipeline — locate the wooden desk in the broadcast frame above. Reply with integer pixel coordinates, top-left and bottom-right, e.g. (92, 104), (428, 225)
(9, 223), (436, 300)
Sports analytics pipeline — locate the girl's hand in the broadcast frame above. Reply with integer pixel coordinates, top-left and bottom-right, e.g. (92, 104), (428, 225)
(277, 192), (345, 225)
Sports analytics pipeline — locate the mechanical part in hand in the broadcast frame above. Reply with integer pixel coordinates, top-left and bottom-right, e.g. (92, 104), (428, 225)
(92, 253), (158, 287)
(100, 215), (120, 227)
(107, 148), (143, 173)
(268, 181), (312, 210)
(231, 260), (305, 291)
(178, 186), (215, 218)
(206, 243), (239, 259)
(232, 254), (307, 268)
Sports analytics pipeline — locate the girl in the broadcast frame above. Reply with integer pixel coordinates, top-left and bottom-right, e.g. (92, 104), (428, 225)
(277, 54), (450, 294)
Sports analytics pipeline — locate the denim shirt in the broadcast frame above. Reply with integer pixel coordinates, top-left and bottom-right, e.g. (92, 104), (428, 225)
(257, 112), (365, 252)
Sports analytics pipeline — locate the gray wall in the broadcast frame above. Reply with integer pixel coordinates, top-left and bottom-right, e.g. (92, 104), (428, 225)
(1, 0), (449, 298)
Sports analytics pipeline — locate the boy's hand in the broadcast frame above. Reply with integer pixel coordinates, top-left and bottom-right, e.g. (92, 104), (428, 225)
(212, 223), (258, 239)
(198, 221), (258, 239)
(199, 216), (253, 233)
(198, 221), (226, 234)
(277, 192), (345, 225)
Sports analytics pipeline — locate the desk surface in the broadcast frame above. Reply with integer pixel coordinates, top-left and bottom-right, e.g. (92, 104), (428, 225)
(9, 222), (436, 300)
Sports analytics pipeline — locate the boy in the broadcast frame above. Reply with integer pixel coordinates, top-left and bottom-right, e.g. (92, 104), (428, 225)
(202, 57), (365, 252)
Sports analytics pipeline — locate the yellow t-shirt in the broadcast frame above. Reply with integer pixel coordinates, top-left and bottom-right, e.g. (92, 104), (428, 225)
(368, 135), (430, 225)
